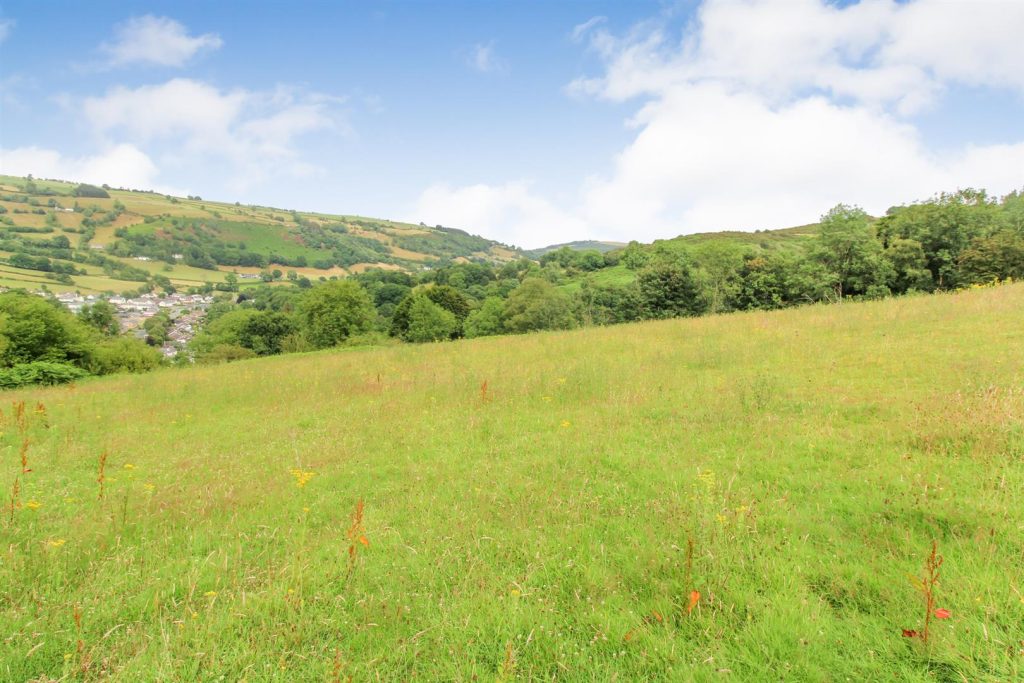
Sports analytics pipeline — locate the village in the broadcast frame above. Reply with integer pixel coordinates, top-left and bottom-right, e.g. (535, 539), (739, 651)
(49, 291), (215, 358)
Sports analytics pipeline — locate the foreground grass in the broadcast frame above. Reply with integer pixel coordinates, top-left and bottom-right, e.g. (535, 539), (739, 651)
(2, 285), (1023, 681)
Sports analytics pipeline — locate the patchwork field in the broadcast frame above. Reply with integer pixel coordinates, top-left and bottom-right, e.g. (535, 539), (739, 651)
(0, 174), (518, 295)
(1, 284), (1022, 681)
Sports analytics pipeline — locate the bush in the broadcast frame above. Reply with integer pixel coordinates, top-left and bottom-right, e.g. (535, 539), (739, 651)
(74, 184), (110, 199)
(90, 338), (164, 375)
(196, 344), (257, 364)
(299, 280), (376, 348)
(0, 361), (88, 389)
(405, 295), (458, 343)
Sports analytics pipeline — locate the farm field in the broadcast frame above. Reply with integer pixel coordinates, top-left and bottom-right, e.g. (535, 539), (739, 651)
(2, 284), (1023, 681)
(0, 174), (519, 296)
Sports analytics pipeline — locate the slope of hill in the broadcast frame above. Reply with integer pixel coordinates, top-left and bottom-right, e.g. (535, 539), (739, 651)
(0, 175), (520, 294)
(3, 283), (1022, 680)
(523, 240), (627, 258)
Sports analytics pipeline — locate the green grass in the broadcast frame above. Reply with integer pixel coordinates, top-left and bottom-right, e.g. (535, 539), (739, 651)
(2, 285), (1023, 681)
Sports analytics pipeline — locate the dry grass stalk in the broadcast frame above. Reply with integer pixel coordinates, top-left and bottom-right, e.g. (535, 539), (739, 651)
(97, 451), (109, 500)
(344, 499), (368, 582)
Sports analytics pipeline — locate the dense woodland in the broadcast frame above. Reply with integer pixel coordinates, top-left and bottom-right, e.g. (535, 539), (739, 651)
(1, 187), (1021, 384)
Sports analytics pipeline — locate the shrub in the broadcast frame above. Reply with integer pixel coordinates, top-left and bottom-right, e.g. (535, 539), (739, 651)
(405, 295), (458, 343)
(90, 338), (164, 375)
(73, 184), (110, 199)
(0, 362), (88, 389)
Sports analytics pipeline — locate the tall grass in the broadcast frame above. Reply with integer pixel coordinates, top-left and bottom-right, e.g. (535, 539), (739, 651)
(1, 284), (1022, 680)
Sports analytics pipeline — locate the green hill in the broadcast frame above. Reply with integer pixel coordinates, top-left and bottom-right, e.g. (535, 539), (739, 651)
(0, 174), (520, 295)
(3, 282), (1022, 680)
(523, 240), (627, 259)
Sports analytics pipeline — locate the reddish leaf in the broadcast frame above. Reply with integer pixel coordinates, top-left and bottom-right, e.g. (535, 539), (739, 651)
(358, 535), (369, 547)
(687, 590), (700, 614)
(934, 608), (951, 619)
(902, 629), (918, 638)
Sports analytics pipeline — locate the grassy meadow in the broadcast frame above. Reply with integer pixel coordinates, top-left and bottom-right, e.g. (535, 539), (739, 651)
(2, 284), (1023, 681)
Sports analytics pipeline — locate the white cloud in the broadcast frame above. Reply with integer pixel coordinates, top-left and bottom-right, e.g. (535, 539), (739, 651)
(77, 78), (346, 190)
(571, 16), (606, 43)
(0, 18), (13, 44)
(468, 42), (506, 74)
(416, 182), (585, 249)
(422, 0), (1024, 247)
(0, 144), (171, 192)
(100, 15), (222, 68)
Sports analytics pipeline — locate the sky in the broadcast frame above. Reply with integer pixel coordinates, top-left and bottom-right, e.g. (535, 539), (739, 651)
(1, 0), (1022, 249)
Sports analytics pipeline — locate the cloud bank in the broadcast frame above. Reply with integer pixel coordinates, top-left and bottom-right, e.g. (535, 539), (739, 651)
(418, 0), (1024, 248)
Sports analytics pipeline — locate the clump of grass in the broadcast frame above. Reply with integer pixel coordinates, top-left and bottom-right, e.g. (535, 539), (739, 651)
(34, 401), (48, 428)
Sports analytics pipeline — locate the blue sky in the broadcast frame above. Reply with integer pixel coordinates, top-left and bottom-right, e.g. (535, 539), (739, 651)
(1, 1), (1022, 248)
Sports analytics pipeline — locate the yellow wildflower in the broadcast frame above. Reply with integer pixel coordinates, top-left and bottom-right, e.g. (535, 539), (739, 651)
(25, 500), (41, 510)
(47, 539), (66, 548)
(123, 463), (136, 470)
(144, 483), (155, 492)
(289, 469), (316, 488)
(560, 420), (571, 428)
(204, 591), (217, 597)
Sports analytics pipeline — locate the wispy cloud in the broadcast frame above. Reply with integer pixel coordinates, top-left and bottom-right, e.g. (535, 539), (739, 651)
(468, 41), (506, 74)
(570, 16), (606, 43)
(0, 18), (14, 44)
(99, 15), (222, 68)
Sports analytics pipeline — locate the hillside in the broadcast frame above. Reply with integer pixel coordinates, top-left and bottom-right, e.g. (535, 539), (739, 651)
(3, 283), (1022, 680)
(0, 175), (520, 295)
(523, 240), (627, 259)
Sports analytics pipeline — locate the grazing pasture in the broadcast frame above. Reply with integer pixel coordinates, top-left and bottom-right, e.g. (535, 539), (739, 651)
(2, 284), (1022, 680)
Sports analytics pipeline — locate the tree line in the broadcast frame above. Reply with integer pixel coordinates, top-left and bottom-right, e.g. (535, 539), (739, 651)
(2, 187), (1020, 384)
(188, 188), (1022, 362)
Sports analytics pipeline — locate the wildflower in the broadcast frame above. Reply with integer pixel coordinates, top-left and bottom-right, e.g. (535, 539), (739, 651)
(560, 420), (571, 428)
(715, 514), (727, 524)
(510, 589), (521, 597)
(143, 483), (155, 492)
(25, 500), (41, 510)
(123, 463), (136, 470)
(302, 506), (310, 513)
(204, 591), (217, 598)
(687, 590), (700, 614)
(48, 539), (66, 548)
(289, 469), (316, 488)
(934, 608), (951, 619)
